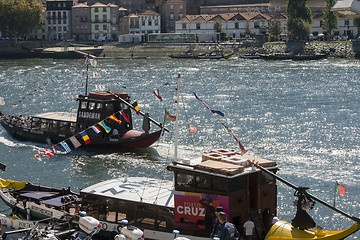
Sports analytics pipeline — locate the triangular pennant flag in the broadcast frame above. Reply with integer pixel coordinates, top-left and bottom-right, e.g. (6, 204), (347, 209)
(42, 149), (54, 157)
(153, 89), (163, 101)
(60, 141), (72, 153)
(109, 115), (122, 124)
(189, 126), (197, 133)
(132, 101), (140, 115)
(336, 181), (346, 197)
(98, 121), (111, 133)
(70, 136), (81, 148)
(121, 111), (130, 123)
(219, 120), (247, 154)
(91, 125), (101, 134)
(194, 92), (224, 117)
(34, 154), (42, 161)
(80, 131), (90, 145)
(165, 109), (176, 121)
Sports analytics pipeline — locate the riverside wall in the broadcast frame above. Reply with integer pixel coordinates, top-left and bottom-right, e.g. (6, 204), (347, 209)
(1, 40), (360, 59)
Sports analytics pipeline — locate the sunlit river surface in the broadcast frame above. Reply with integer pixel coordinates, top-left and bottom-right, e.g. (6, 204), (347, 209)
(0, 57), (359, 238)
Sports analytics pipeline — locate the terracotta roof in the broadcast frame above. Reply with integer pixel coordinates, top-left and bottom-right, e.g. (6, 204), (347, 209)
(139, 9), (160, 16)
(178, 12), (272, 23)
(107, 3), (119, 7)
(91, 2), (106, 7)
(128, 13), (138, 18)
(118, 7), (128, 11)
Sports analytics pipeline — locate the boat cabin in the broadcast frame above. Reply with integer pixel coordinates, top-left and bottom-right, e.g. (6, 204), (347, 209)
(75, 92), (133, 134)
(167, 151), (278, 238)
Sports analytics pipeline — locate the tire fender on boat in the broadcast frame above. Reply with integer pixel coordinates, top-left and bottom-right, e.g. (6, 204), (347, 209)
(116, 224), (122, 233)
(102, 222), (108, 230)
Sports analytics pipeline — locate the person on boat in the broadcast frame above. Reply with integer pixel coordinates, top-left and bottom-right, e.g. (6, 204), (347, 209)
(243, 217), (255, 240)
(216, 212), (239, 240)
(199, 198), (216, 235)
(210, 206), (224, 239)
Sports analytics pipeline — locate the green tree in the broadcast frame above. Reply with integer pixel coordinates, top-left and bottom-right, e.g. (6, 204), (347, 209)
(244, 22), (252, 37)
(269, 20), (282, 40)
(322, 0), (338, 36)
(287, 0), (312, 39)
(353, 18), (360, 34)
(0, 0), (43, 39)
(214, 21), (222, 33)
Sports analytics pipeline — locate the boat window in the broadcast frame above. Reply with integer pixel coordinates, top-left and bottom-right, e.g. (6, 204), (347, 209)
(96, 103), (103, 110)
(59, 122), (69, 133)
(229, 175), (247, 192)
(176, 172), (194, 188)
(260, 171), (275, 186)
(195, 175), (210, 189)
(212, 178), (227, 192)
(80, 101), (88, 109)
(49, 121), (58, 131)
(70, 122), (76, 134)
(40, 120), (49, 130)
(88, 102), (96, 111)
(105, 103), (114, 112)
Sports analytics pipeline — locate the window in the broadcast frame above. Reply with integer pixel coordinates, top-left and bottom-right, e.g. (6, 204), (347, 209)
(148, 19), (152, 26)
(142, 19), (145, 26)
(63, 26), (67, 31)
(103, 7), (106, 12)
(196, 23), (200, 29)
(195, 175), (210, 189)
(95, 25), (99, 30)
(180, 4), (183, 9)
(170, 14), (174, 20)
(182, 23), (186, 29)
(95, 7), (98, 12)
(155, 19), (159, 25)
(58, 12), (61, 18)
(235, 22), (239, 29)
(103, 25), (107, 30)
(58, 26), (61, 31)
(170, 4), (174, 9)
(179, 14), (183, 19)
(89, 102), (95, 110)
(103, 15), (107, 22)
(80, 101), (88, 109)
(176, 173), (194, 187)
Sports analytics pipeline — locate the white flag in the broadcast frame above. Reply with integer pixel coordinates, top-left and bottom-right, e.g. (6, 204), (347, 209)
(0, 97), (4, 105)
(93, 72), (101, 78)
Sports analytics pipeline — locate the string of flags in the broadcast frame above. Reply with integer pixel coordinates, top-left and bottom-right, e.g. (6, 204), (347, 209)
(40, 111), (129, 156)
(219, 120), (247, 155)
(153, 89), (163, 101)
(193, 92), (225, 117)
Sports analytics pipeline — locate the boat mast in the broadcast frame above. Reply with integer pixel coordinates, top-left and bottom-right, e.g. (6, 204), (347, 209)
(85, 53), (90, 96)
(174, 74), (180, 162)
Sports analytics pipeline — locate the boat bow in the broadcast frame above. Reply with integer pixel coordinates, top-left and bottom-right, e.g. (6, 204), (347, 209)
(265, 221), (360, 240)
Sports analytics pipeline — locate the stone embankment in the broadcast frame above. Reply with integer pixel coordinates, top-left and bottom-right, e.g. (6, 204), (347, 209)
(1, 40), (360, 59)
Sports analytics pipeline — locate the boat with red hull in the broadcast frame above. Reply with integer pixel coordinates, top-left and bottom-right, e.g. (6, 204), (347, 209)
(0, 91), (166, 150)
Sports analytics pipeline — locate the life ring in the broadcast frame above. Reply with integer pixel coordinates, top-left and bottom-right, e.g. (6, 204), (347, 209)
(102, 222), (108, 230)
(116, 224), (122, 233)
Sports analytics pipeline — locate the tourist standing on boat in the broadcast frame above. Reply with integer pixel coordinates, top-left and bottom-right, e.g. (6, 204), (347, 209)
(216, 212), (239, 240)
(210, 206), (224, 238)
(199, 198), (216, 235)
(243, 217), (255, 240)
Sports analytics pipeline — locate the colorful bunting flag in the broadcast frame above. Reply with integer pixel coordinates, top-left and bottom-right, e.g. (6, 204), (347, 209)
(219, 120), (247, 154)
(42, 149), (54, 157)
(60, 141), (71, 153)
(109, 114), (122, 124)
(0, 97), (4, 106)
(93, 72), (101, 78)
(98, 121), (111, 133)
(165, 109), (176, 121)
(153, 89), (163, 101)
(70, 136), (81, 148)
(193, 92), (224, 117)
(80, 131), (90, 145)
(91, 125), (101, 134)
(189, 126), (197, 133)
(34, 154), (42, 161)
(121, 111), (130, 123)
(132, 101), (140, 115)
(52, 145), (57, 153)
(336, 181), (346, 197)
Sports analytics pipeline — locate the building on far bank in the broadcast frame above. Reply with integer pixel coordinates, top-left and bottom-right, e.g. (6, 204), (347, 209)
(72, 3), (91, 41)
(161, 0), (186, 33)
(45, 0), (75, 41)
(90, 2), (117, 41)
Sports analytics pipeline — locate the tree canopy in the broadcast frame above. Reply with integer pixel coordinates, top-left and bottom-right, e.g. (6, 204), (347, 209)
(322, 0), (338, 35)
(0, 0), (43, 38)
(287, 0), (312, 39)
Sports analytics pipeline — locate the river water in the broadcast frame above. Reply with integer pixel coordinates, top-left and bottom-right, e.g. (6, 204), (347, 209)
(0, 57), (359, 238)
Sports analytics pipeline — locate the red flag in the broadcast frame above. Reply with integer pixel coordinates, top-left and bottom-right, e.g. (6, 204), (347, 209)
(336, 181), (346, 197)
(189, 126), (197, 133)
(109, 115), (122, 124)
(42, 149), (54, 157)
(153, 89), (163, 101)
(121, 111), (130, 123)
(34, 154), (42, 161)
(165, 109), (176, 121)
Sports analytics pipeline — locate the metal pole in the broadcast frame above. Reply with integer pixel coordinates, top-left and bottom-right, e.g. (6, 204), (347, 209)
(174, 74), (180, 162)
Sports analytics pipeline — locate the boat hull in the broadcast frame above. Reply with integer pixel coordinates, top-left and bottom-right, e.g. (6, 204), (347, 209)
(265, 221), (360, 240)
(0, 121), (162, 149)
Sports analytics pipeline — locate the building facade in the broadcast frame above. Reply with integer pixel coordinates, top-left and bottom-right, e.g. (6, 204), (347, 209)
(72, 3), (91, 41)
(90, 2), (113, 41)
(161, 0), (186, 33)
(45, 0), (74, 41)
